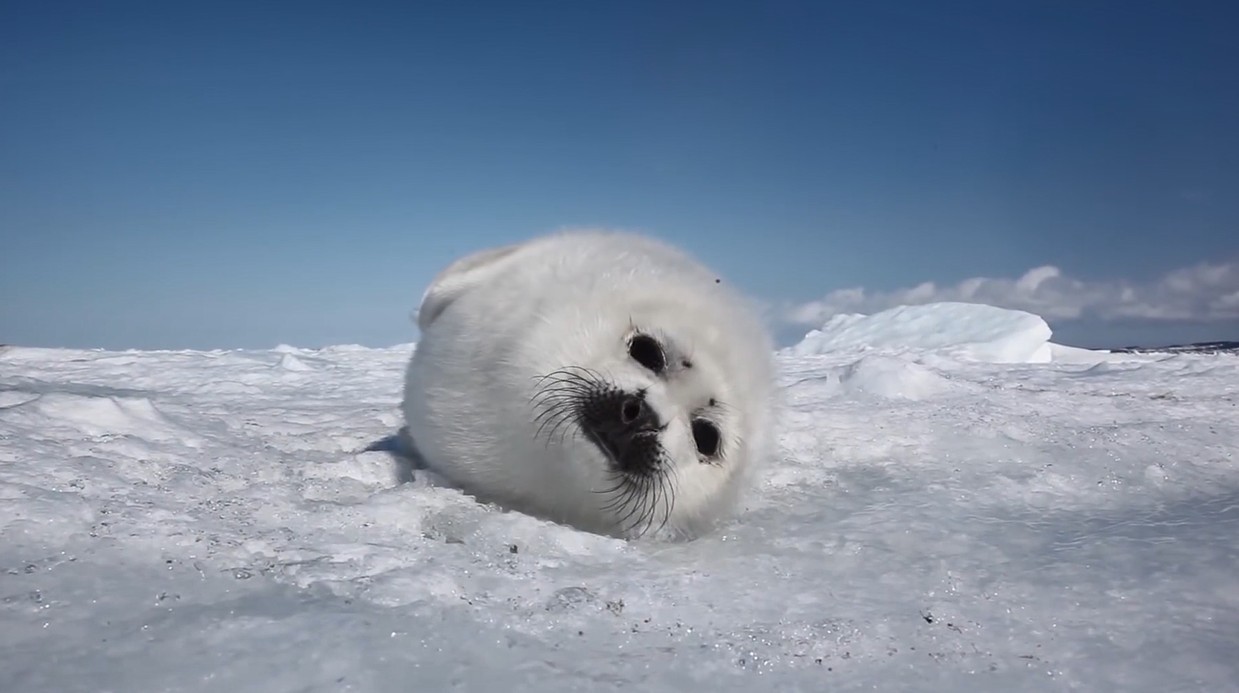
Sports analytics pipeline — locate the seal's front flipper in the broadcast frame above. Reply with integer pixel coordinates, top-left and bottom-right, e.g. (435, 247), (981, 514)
(364, 425), (428, 484)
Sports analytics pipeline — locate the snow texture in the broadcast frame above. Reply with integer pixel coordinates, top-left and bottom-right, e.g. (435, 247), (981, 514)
(2, 303), (1238, 692)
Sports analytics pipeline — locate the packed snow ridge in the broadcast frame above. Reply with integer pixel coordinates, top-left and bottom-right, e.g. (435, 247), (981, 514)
(2, 302), (1238, 692)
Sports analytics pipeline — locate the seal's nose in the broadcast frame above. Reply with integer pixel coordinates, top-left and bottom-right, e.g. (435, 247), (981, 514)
(619, 395), (647, 427)
(579, 390), (662, 475)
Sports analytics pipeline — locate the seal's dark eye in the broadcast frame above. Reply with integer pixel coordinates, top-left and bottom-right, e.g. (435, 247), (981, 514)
(692, 419), (720, 458)
(628, 334), (665, 373)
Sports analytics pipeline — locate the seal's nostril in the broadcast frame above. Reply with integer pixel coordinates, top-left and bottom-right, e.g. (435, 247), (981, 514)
(620, 397), (643, 424)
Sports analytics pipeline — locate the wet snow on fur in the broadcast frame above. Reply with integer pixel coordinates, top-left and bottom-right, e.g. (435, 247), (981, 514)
(2, 303), (1237, 692)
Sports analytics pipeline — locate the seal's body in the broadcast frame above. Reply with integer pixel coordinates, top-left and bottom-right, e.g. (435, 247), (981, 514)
(401, 229), (776, 540)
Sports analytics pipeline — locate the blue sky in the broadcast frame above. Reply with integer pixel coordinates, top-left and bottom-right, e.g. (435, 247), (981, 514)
(2, 0), (1236, 350)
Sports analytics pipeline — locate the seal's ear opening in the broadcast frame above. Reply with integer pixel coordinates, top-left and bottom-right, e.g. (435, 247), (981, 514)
(415, 244), (522, 330)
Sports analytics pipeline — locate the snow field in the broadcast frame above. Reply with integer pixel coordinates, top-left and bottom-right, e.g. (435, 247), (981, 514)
(2, 304), (1237, 691)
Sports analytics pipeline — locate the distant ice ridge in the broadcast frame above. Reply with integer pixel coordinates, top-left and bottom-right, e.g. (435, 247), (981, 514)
(785, 301), (1102, 364)
(779, 302), (1116, 400)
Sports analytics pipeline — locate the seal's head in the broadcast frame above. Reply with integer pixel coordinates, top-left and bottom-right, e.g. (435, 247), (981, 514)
(402, 229), (776, 540)
(528, 317), (771, 538)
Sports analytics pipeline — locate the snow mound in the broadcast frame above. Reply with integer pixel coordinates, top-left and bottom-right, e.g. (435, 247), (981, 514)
(277, 353), (313, 371)
(785, 355), (954, 401)
(787, 302), (1058, 363)
(14, 392), (196, 444)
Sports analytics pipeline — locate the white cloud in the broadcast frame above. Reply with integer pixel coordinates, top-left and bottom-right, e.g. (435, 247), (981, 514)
(784, 260), (1239, 327)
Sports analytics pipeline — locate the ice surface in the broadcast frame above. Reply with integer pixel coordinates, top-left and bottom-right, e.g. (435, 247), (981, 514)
(787, 301), (1060, 363)
(2, 326), (1238, 691)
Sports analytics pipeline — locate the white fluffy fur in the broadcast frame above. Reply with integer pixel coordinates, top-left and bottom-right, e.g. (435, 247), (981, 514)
(401, 229), (776, 540)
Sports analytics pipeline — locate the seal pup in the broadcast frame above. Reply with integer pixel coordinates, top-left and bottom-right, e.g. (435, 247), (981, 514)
(401, 229), (776, 540)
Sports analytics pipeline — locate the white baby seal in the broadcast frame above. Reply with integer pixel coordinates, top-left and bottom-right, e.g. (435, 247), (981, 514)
(400, 229), (776, 540)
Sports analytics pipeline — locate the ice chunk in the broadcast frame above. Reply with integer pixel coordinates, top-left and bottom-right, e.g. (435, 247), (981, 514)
(786, 301), (1057, 363)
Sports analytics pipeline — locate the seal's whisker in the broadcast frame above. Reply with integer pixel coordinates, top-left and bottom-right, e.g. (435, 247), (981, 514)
(532, 393), (588, 409)
(654, 471), (671, 533)
(660, 480), (673, 534)
(612, 477), (648, 528)
(532, 398), (574, 418)
(597, 472), (633, 506)
(534, 374), (594, 387)
(532, 397), (576, 415)
(534, 414), (571, 443)
(542, 414), (575, 444)
(531, 384), (586, 399)
(534, 368), (606, 388)
(530, 369), (597, 448)
(596, 491), (621, 503)
(640, 475), (660, 537)
(550, 420), (578, 447)
(633, 476), (656, 536)
(553, 364), (606, 379)
(532, 410), (568, 430)
(658, 464), (680, 535)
